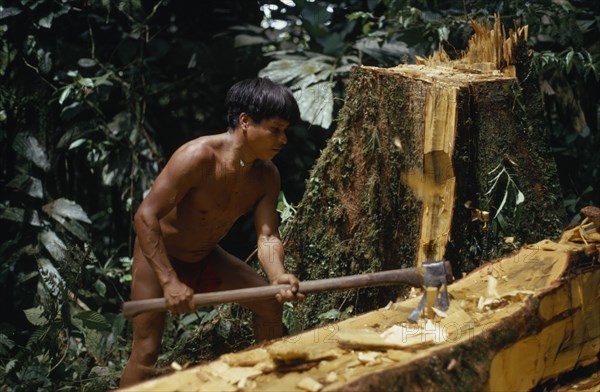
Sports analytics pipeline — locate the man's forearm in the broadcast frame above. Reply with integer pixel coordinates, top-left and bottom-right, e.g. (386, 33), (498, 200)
(135, 212), (176, 287)
(257, 235), (286, 283)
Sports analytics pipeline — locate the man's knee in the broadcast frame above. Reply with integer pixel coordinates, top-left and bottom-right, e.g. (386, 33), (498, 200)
(131, 334), (162, 365)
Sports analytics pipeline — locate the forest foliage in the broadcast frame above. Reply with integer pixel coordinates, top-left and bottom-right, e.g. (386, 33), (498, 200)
(0, 0), (598, 389)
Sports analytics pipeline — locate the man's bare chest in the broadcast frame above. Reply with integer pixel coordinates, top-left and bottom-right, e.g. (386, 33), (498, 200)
(183, 174), (263, 217)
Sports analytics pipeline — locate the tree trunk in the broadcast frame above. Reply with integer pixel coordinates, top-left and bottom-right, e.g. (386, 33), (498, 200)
(123, 229), (599, 391)
(281, 18), (563, 328)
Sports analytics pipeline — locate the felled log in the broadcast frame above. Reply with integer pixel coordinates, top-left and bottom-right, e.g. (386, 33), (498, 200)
(123, 232), (599, 391)
(282, 17), (564, 327)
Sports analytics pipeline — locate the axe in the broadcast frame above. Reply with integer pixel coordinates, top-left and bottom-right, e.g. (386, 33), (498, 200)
(122, 260), (453, 321)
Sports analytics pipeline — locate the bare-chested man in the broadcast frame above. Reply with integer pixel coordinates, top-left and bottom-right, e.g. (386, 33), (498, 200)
(120, 78), (305, 387)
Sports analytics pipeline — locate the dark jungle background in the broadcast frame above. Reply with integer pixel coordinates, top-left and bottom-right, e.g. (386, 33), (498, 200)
(0, 0), (598, 389)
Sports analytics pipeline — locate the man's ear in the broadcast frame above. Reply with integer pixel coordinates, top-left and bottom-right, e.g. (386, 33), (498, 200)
(239, 112), (251, 130)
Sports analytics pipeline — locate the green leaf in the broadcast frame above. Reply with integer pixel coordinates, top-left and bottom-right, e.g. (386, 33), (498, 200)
(68, 138), (86, 150)
(0, 207), (42, 226)
(0, 333), (15, 351)
(293, 82), (333, 129)
(39, 230), (67, 261)
(234, 34), (268, 48)
(179, 311), (206, 326)
(36, 256), (66, 299)
(277, 191), (296, 224)
(565, 49), (574, 74)
(317, 308), (341, 321)
(0, 7), (23, 20)
(12, 134), (51, 171)
(38, 13), (53, 29)
(496, 213), (508, 230)
(259, 59), (306, 85)
(74, 310), (112, 332)
(77, 58), (96, 67)
(94, 279), (106, 297)
(515, 189), (525, 205)
(494, 183), (510, 219)
(6, 174), (43, 199)
(217, 319), (232, 339)
(42, 198), (92, 223)
(4, 359), (17, 374)
(362, 21), (372, 35)
(282, 302), (301, 334)
(59, 85), (72, 105)
(23, 306), (48, 326)
(61, 219), (90, 241)
(77, 77), (94, 88)
(201, 309), (218, 324)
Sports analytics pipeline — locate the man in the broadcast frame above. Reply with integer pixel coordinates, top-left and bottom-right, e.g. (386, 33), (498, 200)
(120, 78), (305, 387)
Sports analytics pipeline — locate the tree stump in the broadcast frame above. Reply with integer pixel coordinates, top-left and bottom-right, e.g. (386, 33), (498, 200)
(282, 18), (564, 327)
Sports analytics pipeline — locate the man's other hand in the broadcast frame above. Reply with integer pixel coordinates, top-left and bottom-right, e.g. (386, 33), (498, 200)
(272, 274), (305, 303)
(163, 279), (195, 314)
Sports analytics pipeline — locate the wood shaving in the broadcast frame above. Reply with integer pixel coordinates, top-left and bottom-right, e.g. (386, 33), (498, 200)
(325, 371), (338, 383)
(297, 377), (323, 392)
(357, 351), (380, 363)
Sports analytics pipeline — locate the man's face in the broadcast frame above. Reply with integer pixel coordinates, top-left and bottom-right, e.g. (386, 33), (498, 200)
(246, 117), (290, 160)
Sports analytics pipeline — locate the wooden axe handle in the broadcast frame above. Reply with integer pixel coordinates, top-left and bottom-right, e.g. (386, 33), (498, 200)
(122, 267), (424, 319)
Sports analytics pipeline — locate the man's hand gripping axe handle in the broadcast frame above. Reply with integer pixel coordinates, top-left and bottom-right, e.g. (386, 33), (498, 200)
(122, 260), (453, 320)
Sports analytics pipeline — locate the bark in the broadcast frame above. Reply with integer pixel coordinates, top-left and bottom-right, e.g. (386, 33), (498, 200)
(281, 18), (563, 328)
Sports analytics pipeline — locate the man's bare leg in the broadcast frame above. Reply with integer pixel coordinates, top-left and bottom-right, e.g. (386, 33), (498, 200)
(208, 246), (284, 342)
(120, 244), (166, 388)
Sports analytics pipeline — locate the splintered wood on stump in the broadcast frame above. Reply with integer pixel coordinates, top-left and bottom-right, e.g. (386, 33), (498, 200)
(123, 236), (600, 392)
(282, 18), (563, 327)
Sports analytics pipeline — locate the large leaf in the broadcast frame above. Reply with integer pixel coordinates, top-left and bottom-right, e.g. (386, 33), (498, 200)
(0, 207), (42, 226)
(6, 174), (43, 199)
(23, 306), (48, 326)
(73, 311), (112, 332)
(259, 58), (331, 86)
(39, 230), (67, 261)
(354, 37), (411, 64)
(0, 7), (22, 21)
(12, 134), (51, 171)
(293, 82), (333, 129)
(234, 34), (268, 48)
(36, 256), (66, 300)
(260, 58), (335, 128)
(42, 198), (92, 223)
(259, 59), (308, 84)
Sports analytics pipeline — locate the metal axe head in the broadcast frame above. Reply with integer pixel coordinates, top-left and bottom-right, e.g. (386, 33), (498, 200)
(408, 260), (453, 323)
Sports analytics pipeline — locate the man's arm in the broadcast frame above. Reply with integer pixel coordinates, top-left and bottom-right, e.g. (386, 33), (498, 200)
(254, 163), (304, 303)
(134, 143), (207, 314)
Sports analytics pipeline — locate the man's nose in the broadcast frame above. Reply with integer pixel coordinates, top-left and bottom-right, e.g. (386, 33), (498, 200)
(279, 132), (287, 145)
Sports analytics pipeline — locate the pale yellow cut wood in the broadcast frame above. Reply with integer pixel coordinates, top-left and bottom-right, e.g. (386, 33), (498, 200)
(221, 348), (270, 367)
(487, 267), (600, 390)
(123, 238), (598, 392)
(403, 80), (459, 266)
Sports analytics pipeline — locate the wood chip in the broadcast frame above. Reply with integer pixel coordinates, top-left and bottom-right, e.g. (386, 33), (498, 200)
(221, 348), (270, 367)
(325, 371), (338, 383)
(380, 321), (443, 347)
(297, 376), (323, 392)
(358, 351), (380, 363)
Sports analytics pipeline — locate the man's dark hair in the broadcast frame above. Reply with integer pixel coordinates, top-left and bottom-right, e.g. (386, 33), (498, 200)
(225, 77), (300, 128)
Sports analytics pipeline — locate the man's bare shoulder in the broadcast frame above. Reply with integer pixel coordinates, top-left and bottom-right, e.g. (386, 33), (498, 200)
(173, 135), (222, 159)
(170, 134), (226, 166)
